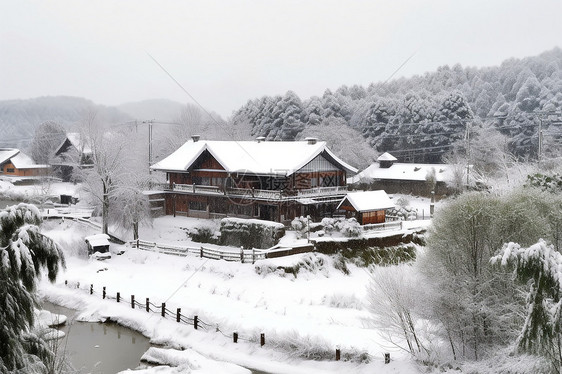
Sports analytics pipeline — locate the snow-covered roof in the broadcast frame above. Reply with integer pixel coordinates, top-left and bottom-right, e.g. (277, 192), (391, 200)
(337, 190), (394, 212)
(0, 148), (20, 164)
(151, 139), (358, 176)
(54, 133), (92, 156)
(85, 233), (110, 247)
(377, 152), (398, 162)
(350, 162), (455, 184)
(10, 152), (50, 169)
(68, 133), (92, 154)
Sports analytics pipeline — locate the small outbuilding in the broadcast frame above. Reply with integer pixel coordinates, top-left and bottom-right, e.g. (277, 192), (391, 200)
(85, 234), (110, 255)
(337, 190), (394, 225)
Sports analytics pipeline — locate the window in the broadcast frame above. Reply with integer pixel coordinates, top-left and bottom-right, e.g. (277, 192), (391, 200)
(189, 201), (206, 211)
(7, 168), (15, 173)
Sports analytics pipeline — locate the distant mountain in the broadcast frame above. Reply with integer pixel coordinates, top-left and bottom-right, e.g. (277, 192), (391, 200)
(0, 96), (132, 150)
(118, 99), (185, 122)
(0, 97), (189, 151)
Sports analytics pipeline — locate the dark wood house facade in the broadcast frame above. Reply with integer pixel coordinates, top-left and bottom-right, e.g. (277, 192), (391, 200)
(151, 138), (357, 224)
(337, 190), (394, 225)
(0, 149), (50, 178)
(51, 133), (93, 182)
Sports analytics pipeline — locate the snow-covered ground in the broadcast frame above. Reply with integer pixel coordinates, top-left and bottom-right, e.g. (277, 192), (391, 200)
(38, 216), (426, 373)
(0, 180), (81, 202)
(0, 180), (429, 372)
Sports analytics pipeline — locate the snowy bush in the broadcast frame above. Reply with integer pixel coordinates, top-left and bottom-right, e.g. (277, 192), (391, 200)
(341, 244), (417, 267)
(254, 253), (329, 278)
(387, 206), (417, 221)
(291, 216), (306, 231)
(265, 330), (334, 360)
(334, 217), (361, 237)
(292, 216), (363, 238)
(261, 329), (370, 362)
(332, 253), (350, 275)
(525, 172), (562, 193)
(188, 225), (219, 244)
(322, 293), (362, 309)
(461, 348), (550, 374)
(395, 196), (410, 208)
(219, 218), (285, 249)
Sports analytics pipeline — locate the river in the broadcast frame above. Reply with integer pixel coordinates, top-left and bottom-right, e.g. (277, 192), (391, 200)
(42, 301), (152, 373)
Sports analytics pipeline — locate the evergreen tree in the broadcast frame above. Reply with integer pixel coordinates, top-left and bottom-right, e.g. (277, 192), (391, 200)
(0, 203), (65, 372)
(491, 240), (562, 371)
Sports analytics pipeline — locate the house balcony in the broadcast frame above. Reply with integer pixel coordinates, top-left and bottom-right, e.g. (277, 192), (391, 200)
(161, 183), (348, 202)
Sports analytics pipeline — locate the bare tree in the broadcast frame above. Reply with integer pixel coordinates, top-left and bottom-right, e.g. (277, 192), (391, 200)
(78, 110), (128, 234)
(30, 120), (67, 164)
(367, 264), (431, 359)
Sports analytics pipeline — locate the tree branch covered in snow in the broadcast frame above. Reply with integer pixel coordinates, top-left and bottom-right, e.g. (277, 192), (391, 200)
(0, 203), (65, 372)
(491, 239), (562, 371)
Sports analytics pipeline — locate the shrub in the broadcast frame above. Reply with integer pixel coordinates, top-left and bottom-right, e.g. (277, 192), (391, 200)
(189, 226), (218, 244)
(219, 218), (285, 249)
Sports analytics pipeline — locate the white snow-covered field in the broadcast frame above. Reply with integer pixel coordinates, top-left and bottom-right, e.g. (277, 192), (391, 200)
(38, 216), (426, 374)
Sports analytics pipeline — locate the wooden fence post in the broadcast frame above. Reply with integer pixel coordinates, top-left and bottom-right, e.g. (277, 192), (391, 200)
(161, 303), (166, 317)
(176, 308), (181, 323)
(131, 295), (135, 309)
(90, 284), (93, 295)
(65, 280), (68, 286)
(117, 292), (120, 303)
(77, 281), (80, 289)
(233, 331), (238, 343)
(336, 347), (341, 361)
(240, 247), (244, 263)
(385, 353), (390, 364)
(102, 287), (106, 299)
(252, 249), (255, 264)
(194, 315), (198, 330)
(260, 333), (265, 347)
(200, 247), (203, 258)
(146, 298), (150, 312)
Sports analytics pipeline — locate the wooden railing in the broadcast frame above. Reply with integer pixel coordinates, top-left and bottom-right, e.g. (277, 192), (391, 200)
(296, 185), (348, 197)
(130, 240), (315, 262)
(131, 239), (267, 263)
(361, 221), (403, 232)
(169, 183), (348, 201)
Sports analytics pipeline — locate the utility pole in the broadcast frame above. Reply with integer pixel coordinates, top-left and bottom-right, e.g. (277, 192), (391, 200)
(538, 116), (543, 167)
(465, 120), (471, 189)
(146, 119), (154, 174)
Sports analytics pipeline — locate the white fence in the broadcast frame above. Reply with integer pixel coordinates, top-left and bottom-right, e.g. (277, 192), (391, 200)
(130, 239), (267, 263)
(362, 221), (403, 232)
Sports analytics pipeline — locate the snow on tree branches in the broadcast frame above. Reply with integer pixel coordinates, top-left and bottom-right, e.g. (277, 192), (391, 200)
(491, 239), (562, 370)
(0, 203), (65, 372)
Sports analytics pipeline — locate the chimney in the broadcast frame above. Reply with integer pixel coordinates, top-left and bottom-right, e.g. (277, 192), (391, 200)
(256, 136), (266, 143)
(192, 135), (200, 142)
(305, 137), (318, 145)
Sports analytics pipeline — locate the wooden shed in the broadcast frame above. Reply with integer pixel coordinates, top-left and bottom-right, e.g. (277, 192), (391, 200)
(337, 190), (394, 225)
(85, 234), (110, 255)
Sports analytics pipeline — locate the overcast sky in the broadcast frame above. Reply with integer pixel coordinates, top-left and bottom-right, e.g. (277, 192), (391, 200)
(1, 0), (561, 118)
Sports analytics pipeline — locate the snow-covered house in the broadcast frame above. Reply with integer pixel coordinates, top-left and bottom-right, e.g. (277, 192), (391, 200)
(150, 137), (358, 223)
(0, 148), (50, 178)
(337, 190), (394, 225)
(349, 152), (458, 197)
(85, 233), (110, 255)
(51, 133), (94, 181)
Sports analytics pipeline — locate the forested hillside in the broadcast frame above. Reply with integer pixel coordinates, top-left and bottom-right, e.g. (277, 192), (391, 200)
(230, 48), (562, 164)
(0, 96), (131, 149)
